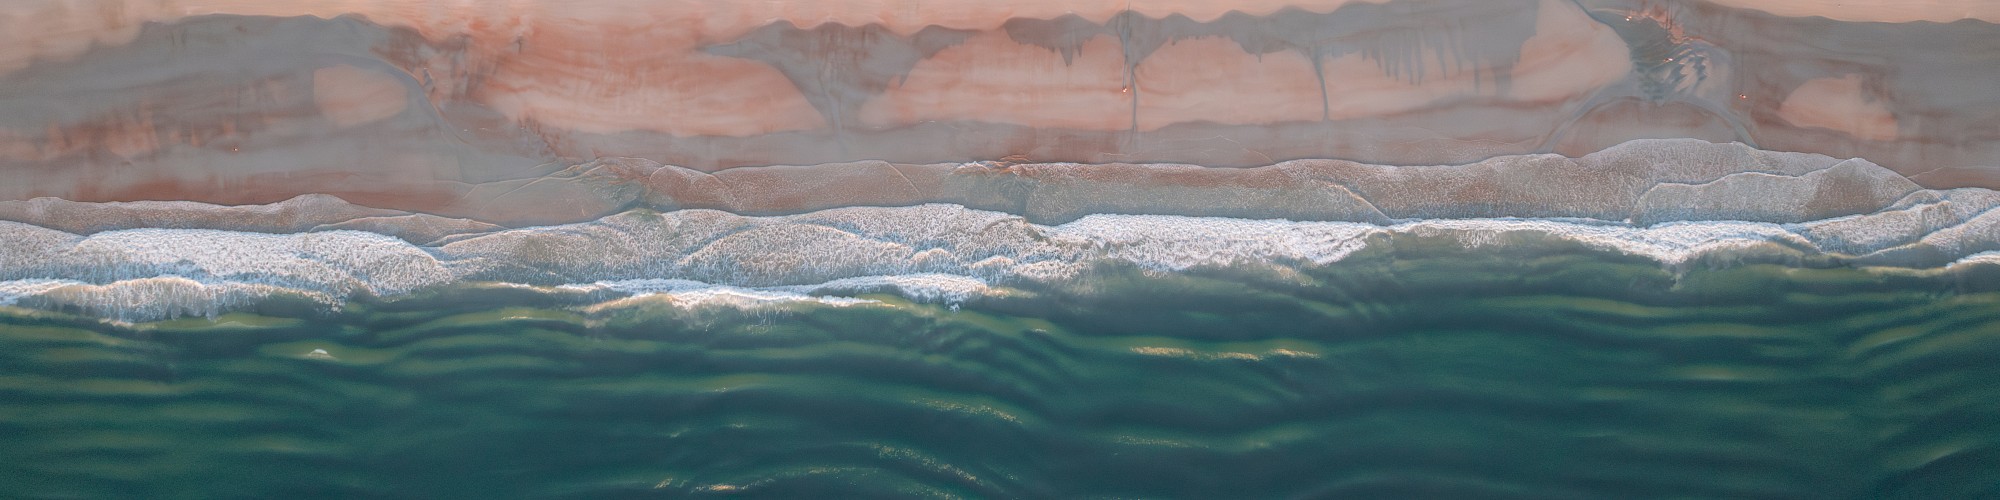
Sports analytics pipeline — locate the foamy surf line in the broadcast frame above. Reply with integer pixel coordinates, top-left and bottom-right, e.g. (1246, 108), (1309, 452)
(2, 202), (1999, 321)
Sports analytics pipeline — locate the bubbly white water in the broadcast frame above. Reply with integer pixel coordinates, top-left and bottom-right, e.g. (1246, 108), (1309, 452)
(2, 202), (1998, 321)
(564, 280), (880, 309)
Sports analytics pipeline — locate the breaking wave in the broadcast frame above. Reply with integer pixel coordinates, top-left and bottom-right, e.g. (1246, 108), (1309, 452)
(4, 197), (2000, 321)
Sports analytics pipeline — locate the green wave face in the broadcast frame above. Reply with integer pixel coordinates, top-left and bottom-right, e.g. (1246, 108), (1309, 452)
(5, 249), (2000, 498)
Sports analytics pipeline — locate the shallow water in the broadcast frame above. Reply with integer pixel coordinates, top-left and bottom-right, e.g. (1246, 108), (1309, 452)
(5, 248), (1998, 498)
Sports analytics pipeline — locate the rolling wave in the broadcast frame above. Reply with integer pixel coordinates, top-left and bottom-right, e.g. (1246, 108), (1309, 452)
(2, 249), (1995, 497)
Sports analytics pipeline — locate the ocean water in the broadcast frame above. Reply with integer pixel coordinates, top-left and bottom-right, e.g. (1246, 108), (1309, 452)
(5, 0), (1999, 496)
(6, 243), (1999, 498)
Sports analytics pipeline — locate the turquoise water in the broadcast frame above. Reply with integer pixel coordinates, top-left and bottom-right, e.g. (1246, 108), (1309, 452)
(4, 245), (1999, 498)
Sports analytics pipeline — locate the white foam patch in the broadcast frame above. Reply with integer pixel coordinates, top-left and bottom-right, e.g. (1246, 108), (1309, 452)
(65, 229), (453, 296)
(1052, 216), (1378, 271)
(1396, 219), (1810, 265)
(0, 276), (330, 322)
(1948, 251), (2000, 269)
(1129, 346), (1322, 361)
(789, 274), (993, 304)
(0, 279), (78, 306)
(563, 280), (876, 309)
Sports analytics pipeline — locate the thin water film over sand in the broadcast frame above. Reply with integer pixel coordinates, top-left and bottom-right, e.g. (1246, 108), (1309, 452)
(1, 0), (1998, 497)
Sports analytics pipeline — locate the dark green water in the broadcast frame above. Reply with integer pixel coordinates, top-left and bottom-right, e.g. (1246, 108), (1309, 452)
(5, 245), (2000, 498)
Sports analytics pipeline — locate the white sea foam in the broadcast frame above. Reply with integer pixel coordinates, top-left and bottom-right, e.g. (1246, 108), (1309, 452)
(3, 228), (454, 296)
(1948, 251), (2000, 269)
(3, 202), (1998, 321)
(1397, 219), (1810, 265)
(0, 276), (326, 322)
(1051, 216), (1378, 270)
(789, 274), (993, 303)
(0, 279), (79, 306)
(559, 274), (992, 309)
(564, 279), (877, 309)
